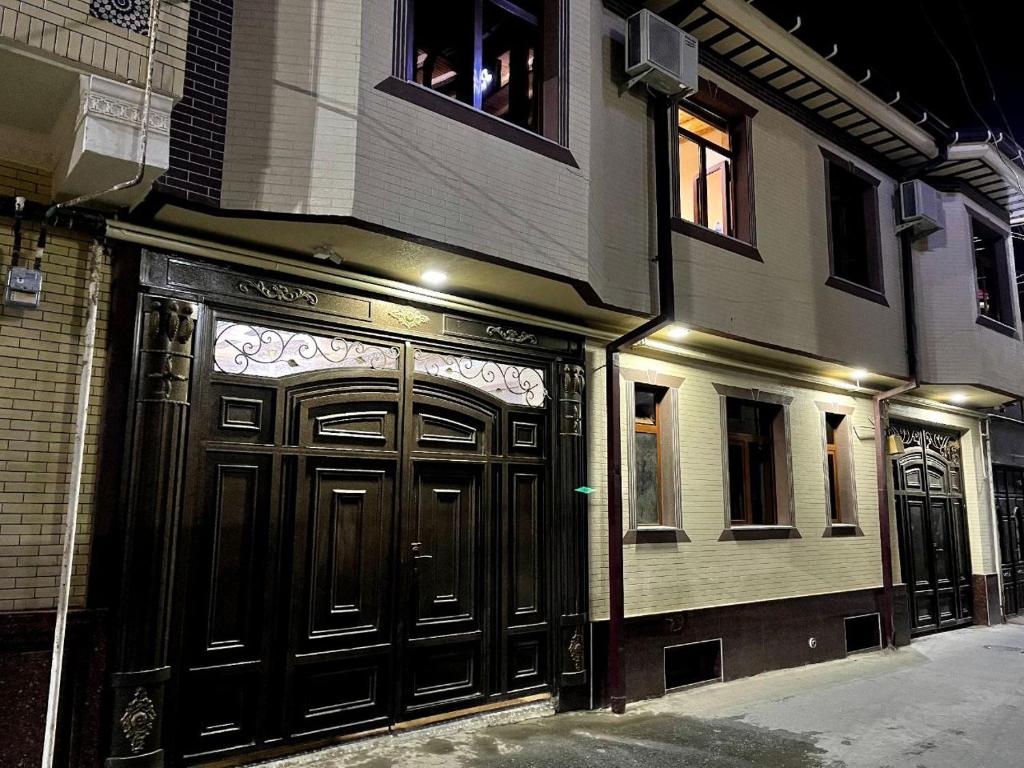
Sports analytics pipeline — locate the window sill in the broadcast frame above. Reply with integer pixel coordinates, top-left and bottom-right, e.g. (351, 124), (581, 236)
(671, 218), (762, 262)
(823, 523), (864, 537)
(624, 527), (690, 544)
(825, 275), (889, 306)
(976, 314), (1019, 338)
(374, 77), (578, 168)
(718, 525), (801, 541)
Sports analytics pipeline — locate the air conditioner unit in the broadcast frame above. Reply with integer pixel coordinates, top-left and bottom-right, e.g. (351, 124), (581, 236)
(625, 9), (698, 97)
(899, 179), (943, 240)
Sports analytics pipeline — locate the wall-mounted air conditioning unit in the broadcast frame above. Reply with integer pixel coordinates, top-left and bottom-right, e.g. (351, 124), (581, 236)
(625, 9), (698, 97)
(899, 179), (943, 240)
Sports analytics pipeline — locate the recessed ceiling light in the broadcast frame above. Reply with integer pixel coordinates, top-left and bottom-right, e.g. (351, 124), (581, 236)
(948, 392), (968, 404)
(667, 325), (691, 340)
(851, 368), (870, 380)
(421, 269), (448, 287)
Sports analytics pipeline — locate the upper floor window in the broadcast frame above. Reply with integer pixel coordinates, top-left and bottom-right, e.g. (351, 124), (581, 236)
(972, 216), (1014, 329)
(407, 0), (553, 137)
(822, 150), (885, 303)
(673, 85), (758, 258)
(678, 107), (734, 236)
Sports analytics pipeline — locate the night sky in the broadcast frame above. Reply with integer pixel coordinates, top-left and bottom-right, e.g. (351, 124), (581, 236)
(754, 1), (1024, 145)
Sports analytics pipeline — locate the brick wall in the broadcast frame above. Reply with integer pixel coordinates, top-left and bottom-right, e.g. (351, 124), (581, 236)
(0, 0), (190, 97)
(0, 161), (109, 611)
(586, 346), (993, 620)
(157, 0), (234, 204)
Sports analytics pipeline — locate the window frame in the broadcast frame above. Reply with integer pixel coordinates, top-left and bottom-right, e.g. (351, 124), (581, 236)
(382, 0), (575, 166)
(714, 384), (799, 540)
(621, 370), (688, 544)
(677, 106), (735, 237)
(970, 213), (1018, 336)
(817, 403), (862, 536)
(671, 79), (760, 262)
(633, 384), (667, 527)
(821, 148), (887, 306)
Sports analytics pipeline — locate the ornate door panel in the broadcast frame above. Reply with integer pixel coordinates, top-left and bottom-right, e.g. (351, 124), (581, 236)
(890, 422), (974, 634)
(994, 466), (1024, 617)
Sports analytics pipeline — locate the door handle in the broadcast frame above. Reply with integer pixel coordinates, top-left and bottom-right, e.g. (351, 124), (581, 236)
(411, 542), (433, 562)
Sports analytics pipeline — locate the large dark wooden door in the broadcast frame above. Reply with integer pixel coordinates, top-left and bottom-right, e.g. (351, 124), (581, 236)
(173, 317), (558, 764)
(994, 465), (1024, 617)
(890, 422), (973, 634)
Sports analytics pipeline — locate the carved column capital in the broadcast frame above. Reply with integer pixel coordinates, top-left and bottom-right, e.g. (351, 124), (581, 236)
(140, 297), (198, 404)
(559, 363), (585, 437)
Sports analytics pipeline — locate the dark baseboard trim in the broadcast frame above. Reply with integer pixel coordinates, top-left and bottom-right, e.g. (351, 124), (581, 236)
(825, 275), (890, 306)
(624, 528), (691, 544)
(374, 77), (579, 168)
(719, 526), (801, 540)
(671, 218), (763, 262)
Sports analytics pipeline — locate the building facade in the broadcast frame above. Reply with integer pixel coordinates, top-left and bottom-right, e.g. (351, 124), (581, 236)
(0, 0), (1022, 766)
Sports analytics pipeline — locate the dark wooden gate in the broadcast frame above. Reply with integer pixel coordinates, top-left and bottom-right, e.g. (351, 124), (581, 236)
(994, 465), (1024, 618)
(101, 251), (589, 768)
(889, 421), (973, 634)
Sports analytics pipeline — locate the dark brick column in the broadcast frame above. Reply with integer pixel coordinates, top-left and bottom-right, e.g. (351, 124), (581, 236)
(156, 0), (235, 205)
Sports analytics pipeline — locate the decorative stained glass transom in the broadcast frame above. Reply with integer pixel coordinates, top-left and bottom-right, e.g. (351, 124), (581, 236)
(413, 349), (546, 407)
(213, 321), (400, 377)
(90, 0), (151, 35)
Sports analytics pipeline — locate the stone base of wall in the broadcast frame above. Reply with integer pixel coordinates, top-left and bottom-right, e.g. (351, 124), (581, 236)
(973, 573), (1003, 626)
(0, 609), (107, 768)
(590, 587), (909, 705)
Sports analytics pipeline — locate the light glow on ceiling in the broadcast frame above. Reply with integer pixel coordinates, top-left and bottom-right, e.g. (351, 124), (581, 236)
(947, 392), (969, 404)
(420, 269), (448, 287)
(666, 325), (691, 340)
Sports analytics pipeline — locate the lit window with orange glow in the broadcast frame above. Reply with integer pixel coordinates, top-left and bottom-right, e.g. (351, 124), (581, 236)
(677, 107), (734, 236)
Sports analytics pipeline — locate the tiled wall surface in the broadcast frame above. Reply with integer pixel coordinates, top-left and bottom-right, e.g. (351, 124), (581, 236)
(585, 346), (993, 621)
(0, 0), (191, 96)
(0, 161), (108, 610)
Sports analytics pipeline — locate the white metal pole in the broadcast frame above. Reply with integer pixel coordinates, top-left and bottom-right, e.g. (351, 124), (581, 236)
(40, 241), (103, 768)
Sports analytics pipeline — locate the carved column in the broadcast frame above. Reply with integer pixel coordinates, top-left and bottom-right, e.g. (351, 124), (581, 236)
(106, 296), (199, 767)
(555, 362), (588, 707)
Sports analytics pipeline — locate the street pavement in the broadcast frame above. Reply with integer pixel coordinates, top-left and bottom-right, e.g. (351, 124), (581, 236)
(261, 621), (1024, 768)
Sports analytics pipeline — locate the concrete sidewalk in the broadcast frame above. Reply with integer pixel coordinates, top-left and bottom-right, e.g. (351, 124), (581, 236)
(260, 622), (1024, 768)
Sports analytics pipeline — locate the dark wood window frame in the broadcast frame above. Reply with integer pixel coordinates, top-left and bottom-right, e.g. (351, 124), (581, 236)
(821, 147), (887, 306)
(817, 403), (863, 537)
(970, 213), (1019, 338)
(382, 0), (576, 167)
(621, 370), (688, 544)
(715, 384), (799, 541)
(672, 79), (760, 263)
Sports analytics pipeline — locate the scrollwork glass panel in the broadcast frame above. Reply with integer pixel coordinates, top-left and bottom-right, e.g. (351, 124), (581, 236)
(213, 321), (400, 377)
(413, 349), (547, 407)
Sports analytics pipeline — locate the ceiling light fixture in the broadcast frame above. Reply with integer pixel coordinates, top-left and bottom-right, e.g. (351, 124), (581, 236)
(948, 392), (968, 404)
(851, 368), (870, 380)
(421, 269), (448, 287)
(666, 325), (691, 340)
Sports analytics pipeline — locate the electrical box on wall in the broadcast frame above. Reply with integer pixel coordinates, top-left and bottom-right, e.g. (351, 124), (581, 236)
(4, 266), (43, 308)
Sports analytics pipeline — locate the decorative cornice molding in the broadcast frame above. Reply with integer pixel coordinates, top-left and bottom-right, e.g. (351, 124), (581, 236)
(80, 91), (171, 134)
(237, 279), (319, 305)
(486, 325), (538, 345)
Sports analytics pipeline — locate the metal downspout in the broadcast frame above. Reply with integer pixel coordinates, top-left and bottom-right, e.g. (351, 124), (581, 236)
(606, 93), (676, 714)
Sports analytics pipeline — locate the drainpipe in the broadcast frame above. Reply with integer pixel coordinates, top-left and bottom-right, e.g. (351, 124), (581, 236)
(606, 93), (676, 714)
(875, 146), (951, 648)
(38, 3), (163, 766)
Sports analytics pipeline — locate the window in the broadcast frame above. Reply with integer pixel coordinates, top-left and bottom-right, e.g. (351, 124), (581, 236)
(972, 216), (1013, 328)
(678, 107), (734, 236)
(823, 150), (884, 300)
(622, 372), (686, 542)
(633, 385), (666, 526)
(673, 85), (758, 255)
(407, 0), (551, 136)
(726, 398), (781, 525)
(825, 414), (844, 523)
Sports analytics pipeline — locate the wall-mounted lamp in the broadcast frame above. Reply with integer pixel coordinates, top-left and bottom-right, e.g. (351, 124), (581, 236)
(886, 433), (905, 456)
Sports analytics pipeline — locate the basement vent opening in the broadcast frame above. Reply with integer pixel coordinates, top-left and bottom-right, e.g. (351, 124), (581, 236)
(844, 613), (882, 655)
(664, 638), (723, 691)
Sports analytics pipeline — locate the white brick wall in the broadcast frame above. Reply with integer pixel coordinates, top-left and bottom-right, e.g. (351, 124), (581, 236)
(586, 346), (993, 620)
(913, 194), (1024, 398)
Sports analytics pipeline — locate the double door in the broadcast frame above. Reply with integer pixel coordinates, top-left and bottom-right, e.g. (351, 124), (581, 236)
(994, 465), (1024, 617)
(173, 316), (556, 763)
(890, 422), (973, 634)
